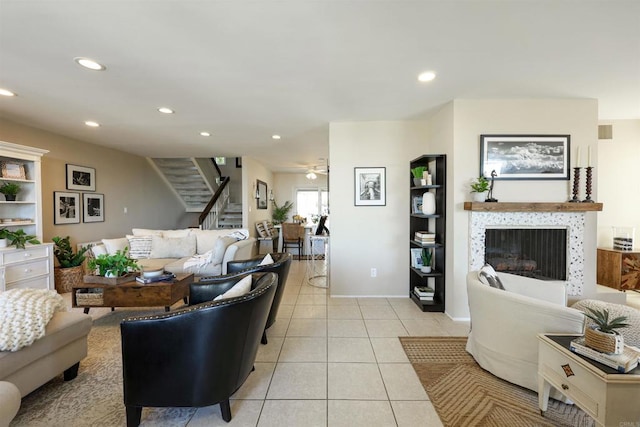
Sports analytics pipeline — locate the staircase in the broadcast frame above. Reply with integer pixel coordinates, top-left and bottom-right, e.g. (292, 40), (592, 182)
(218, 202), (243, 229)
(149, 158), (215, 212)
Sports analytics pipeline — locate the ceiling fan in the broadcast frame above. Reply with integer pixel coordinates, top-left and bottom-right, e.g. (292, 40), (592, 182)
(305, 165), (328, 180)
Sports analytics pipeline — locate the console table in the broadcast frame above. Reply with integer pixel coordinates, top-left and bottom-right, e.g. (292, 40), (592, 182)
(538, 334), (640, 426)
(597, 247), (640, 290)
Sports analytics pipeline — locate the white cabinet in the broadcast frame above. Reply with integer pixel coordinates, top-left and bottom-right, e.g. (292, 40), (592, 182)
(0, 141), (48, 241)
(0, 243), (54, 291)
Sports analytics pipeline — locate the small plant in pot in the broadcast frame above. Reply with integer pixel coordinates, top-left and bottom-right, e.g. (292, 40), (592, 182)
(52, 236), (91, 293)
(0, 182), (21, 201)
(3, 228), (39, 249)
(88, 248), (140, 278)
(420, 248), (433, 273)
(411, 166), (427, 186)
(470, 176), (490, 202)
(272, 200), (294, 225)
(583, 306), (629, 354)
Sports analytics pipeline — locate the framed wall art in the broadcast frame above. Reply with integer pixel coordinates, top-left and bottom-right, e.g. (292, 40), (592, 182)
(83, 193), (104, 223)
(355, 167), (386, 206)
(54, 191), (80, 224)
(0, 161), (26, 179)
(479, 134), (570, 180)
(66, 164), (96, 191)
(256, 179), (267, 209)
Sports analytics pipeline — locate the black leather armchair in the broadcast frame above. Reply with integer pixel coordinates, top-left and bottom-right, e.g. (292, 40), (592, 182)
(197, 252), (292, 344)
(120, 272), (277, 426)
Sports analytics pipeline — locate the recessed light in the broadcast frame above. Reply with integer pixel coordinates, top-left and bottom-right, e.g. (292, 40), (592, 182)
(0, 88), (16, 97)
(85, 121), (100, 127)
(200, 132), (211, 137)
(418, 71), (436, 82)
(74, 57), (106, 71)
(272, 135), (281, 140)
(158, 107), (174, 114)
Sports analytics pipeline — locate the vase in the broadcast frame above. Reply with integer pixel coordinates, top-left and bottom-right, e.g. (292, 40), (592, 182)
(472, 191), (487, 202)
(4, 194), (16, 201)
(422, 192), (436, 215)
(421, 266), (432, 273)
(0, 238), (6, 248)
(584, 326), (624, 354)
(413, 178), (422, 187)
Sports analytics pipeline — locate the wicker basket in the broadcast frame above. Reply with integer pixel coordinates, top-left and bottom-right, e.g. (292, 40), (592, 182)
(75, 289), (104, 306)
(54, 265), (85, 293)
(584, 326), (624, 354)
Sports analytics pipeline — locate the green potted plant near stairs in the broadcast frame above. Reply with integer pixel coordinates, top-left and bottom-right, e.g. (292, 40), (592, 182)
(52, 236), (91, 293)
(0, 182), (21, 201)
(583, 306), (629, 354)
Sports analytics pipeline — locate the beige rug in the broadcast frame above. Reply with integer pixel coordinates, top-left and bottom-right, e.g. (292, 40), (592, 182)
(400, 336), (595, 427)
(11, 309), (196, 427)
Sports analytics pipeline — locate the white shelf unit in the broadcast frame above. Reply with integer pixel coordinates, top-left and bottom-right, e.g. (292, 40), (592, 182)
(0, 141), (48, 241)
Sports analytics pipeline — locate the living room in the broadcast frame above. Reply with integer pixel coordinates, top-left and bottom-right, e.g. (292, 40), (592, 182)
(2, 1), (640, 426)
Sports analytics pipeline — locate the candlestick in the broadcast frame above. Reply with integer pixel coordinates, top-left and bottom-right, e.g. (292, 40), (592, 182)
(576, 146), (581, 167)
(587, 146), (591, 167)
(569, 167), (581, 202)
(583, 166), (594, 203)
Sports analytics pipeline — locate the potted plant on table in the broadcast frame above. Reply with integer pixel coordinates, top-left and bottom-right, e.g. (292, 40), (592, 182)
(52, 236), (91, 293)
(583, 306), (629, 354)
(86, 248), (140, 284)
(470, 176), (490, 202)
(0, 182), (21, 201)
(420, 248), (433, 273)
(272, 200), (294, 225)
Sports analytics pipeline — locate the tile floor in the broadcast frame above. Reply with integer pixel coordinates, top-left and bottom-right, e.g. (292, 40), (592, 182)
(66, 260), (470, 426)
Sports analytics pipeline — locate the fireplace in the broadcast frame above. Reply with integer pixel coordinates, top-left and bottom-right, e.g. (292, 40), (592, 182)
(485, 228), (567, 280)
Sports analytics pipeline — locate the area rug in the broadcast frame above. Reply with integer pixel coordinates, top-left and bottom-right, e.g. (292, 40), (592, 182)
(11, 309), (196, 427)
(399, 336), (595, 427)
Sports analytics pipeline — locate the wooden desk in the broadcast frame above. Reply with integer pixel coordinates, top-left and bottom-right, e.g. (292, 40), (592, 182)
(538, 334), (640, 426)
(597, 247), (640, 290)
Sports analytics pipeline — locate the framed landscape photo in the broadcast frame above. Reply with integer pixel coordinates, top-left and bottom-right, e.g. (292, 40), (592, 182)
(66, 164), (96, 191)
(83, 193), (104, 223)
(479, 135), (570, 180)
(355, 167), (386, 206)
(54, 191), (80, 224)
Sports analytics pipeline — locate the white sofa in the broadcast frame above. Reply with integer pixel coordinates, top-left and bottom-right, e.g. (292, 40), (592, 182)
(466, 271), (585, 400)
(82, 228), (256, 277)
(0, 381), (20, 427)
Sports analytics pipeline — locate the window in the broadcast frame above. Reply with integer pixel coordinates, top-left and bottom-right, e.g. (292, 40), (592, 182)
(296, 189), (329, 220)
(214, 157), (226, 166)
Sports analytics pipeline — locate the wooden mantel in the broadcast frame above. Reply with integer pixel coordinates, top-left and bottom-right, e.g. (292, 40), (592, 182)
(463, 202), (603, 212)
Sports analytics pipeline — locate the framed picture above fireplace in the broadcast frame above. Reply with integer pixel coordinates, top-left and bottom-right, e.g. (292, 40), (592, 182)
(479, 134), (570, 180)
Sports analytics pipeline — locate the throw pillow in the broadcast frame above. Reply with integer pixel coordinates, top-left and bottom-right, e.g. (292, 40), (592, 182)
(126, 235), (153, 259)
(162, 229), (192, 238)
(214, 275), (253, 301)
(131, 228), (164, 237)
(210, 236), (238, 265)
(259, 253), (275, 265)
(478, 264), (505, 290)
(149, 235), (197, 259)
(91, 244), (107, 257)
(102, 237), (129, 255)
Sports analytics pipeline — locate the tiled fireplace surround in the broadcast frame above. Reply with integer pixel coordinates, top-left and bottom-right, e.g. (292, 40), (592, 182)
(469, 211), (585, 296)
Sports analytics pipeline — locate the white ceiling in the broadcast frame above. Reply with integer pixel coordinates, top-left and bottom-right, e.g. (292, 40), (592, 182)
(1, 1), (639, 172)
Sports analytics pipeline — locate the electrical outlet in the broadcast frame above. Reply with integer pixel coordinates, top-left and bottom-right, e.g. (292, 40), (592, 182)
(371, 268), (377, 277)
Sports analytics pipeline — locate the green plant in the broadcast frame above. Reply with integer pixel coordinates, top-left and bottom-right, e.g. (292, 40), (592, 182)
(272, 200), (294, 225)
(52, 236), (91, 268)
(88, 248), (140, 277)
(0, 228), (10, 240)
(583, 307), (629, 334)
(0, 182), (20, 196)
(421, 248), (432, 267)
(4, 228), (40, 249)
(470, 176), (490, 193)
(411, 166), (427, 179)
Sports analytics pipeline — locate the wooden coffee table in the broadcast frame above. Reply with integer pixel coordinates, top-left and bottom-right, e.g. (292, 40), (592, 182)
(72, 273), (194, 314)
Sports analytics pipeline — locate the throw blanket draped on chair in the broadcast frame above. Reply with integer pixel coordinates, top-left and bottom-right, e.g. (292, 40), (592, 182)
(0, 289), (66, 352)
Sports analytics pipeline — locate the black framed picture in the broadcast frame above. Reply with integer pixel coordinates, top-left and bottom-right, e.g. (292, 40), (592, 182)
(354, 167), (386, 206)
(83, 193), (104, 223)
(54, 191), (80, 224)
(480, 135), (570, 180)
(256, 179), (267, 209)
(66, 164), (96, 191)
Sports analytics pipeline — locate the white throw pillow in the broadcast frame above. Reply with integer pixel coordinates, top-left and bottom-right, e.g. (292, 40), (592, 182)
(91, 244), (108, 257)
(478, 264), (505, 290)
(214, 275), (253, 301)
(126, 235), (153, 259)
(259, 253), (275, 265)
(150, 235), (197, 259)
(162, 229), (192, 238)
(211, 236), (238, 265)
(131, 228), (164, 237)
(102, 238), (129, 255)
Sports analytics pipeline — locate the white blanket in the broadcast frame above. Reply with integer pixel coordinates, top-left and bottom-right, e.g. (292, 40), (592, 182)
(0, 289), (66, 352)
(182, 249), (214, 272)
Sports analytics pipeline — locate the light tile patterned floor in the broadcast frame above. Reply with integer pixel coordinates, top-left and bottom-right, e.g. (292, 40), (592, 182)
(66, 260), (470, 426)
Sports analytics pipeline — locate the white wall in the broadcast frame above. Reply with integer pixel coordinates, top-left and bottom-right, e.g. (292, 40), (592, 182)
(242, 156), (274, 238)
(273, 172), (328, 221)
(329, 121), (428, 297)
(597, 119), (640, 248)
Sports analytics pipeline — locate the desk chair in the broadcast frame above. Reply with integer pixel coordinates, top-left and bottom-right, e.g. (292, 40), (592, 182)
(282, 222), (304, 257)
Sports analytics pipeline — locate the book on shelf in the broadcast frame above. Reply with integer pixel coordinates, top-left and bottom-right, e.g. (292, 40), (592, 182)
(135, 272), (176, 284)
(414, 286), (435, 300)
(569, 336), (640, 373)
(415, 231), (435, 239)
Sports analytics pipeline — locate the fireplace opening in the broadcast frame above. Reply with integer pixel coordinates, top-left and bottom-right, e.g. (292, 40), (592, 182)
(485, 228), (567, 280)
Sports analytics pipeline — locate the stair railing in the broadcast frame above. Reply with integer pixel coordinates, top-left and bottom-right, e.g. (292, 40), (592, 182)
(199, 176), (230, 229)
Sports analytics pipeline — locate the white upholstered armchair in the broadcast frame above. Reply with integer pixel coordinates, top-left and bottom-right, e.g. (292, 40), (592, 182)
(466, 271), (585, 399)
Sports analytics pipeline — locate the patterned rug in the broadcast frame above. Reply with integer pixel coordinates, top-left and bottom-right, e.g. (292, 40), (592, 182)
(11, 309), (196, 427)
(399, 337), (595, 427)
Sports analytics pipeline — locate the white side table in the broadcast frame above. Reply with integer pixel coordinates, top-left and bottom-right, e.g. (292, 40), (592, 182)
(537, 334), (640, 427)
(306, 235), (329, 288)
